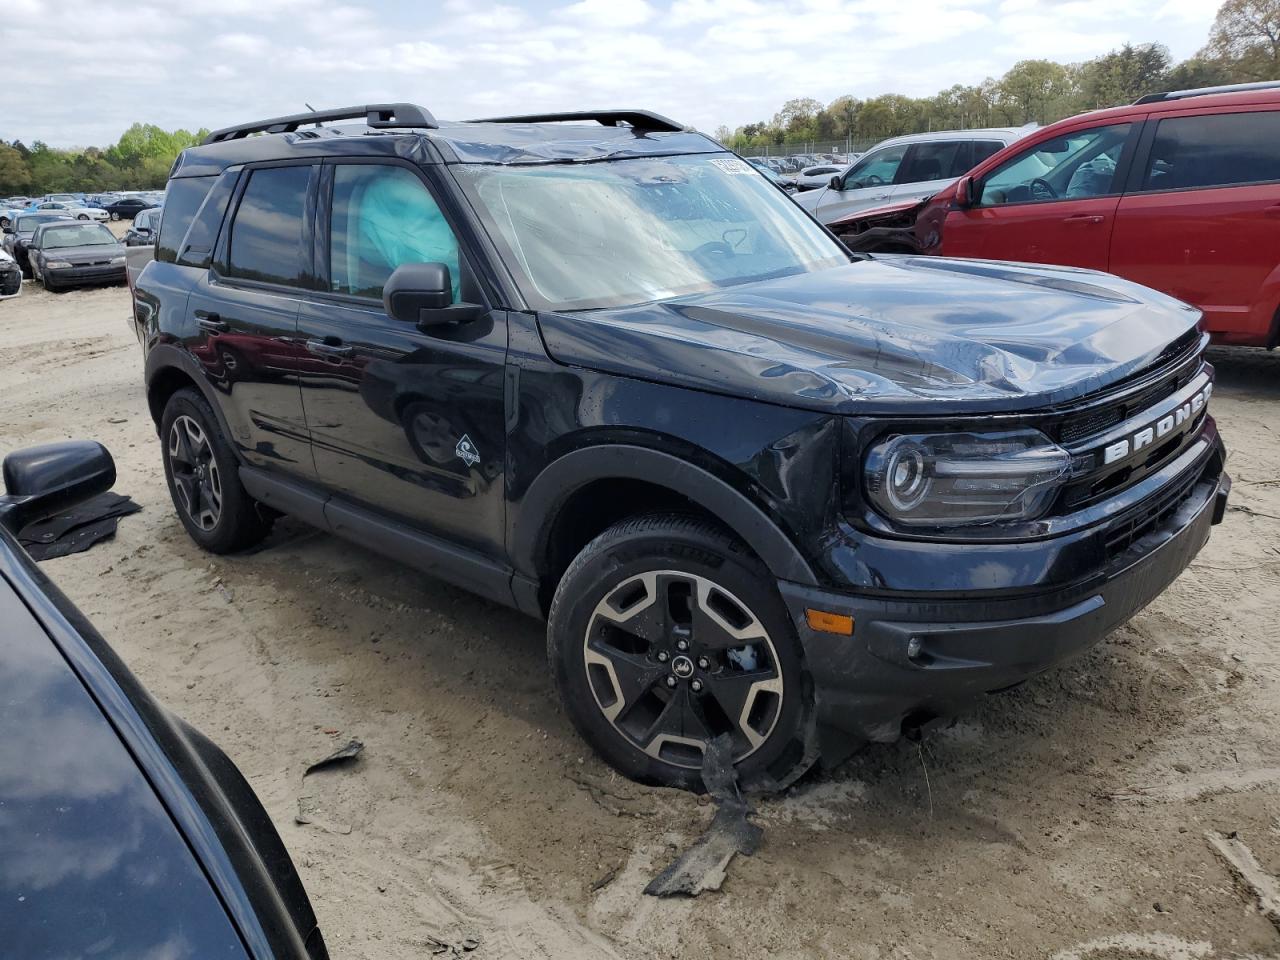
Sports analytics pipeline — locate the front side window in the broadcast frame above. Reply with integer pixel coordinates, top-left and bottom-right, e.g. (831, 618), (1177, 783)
(329, 165), (460, 300)
(1141, 111), (1280, 192)
(38, 223), (117, 248)
(226, 165), (312, 286)
(455, 153), (848, 311)
(842, 146), (906, 190)
(979, 124), (1131, 205)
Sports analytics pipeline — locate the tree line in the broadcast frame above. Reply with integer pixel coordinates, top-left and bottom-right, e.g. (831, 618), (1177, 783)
(714, 0), (1280, 151)
(0, 123), (208, 197)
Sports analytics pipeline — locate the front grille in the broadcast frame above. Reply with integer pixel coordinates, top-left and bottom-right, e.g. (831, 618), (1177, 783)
(1102, 461), (1204, 559)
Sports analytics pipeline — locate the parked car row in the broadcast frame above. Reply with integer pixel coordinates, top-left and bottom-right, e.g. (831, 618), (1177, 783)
(1, 191), (161, 230)
(826, 81), (1280, 349)
(2, 208), (132, 292)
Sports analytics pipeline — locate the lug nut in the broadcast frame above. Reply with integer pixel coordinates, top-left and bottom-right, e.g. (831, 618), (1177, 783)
(691, 679), (704, 692)
(665, 675), (678, 688)
(696, 656), (710, 670)
(657, 650), (670, 663)
(675, 639), (690, 652)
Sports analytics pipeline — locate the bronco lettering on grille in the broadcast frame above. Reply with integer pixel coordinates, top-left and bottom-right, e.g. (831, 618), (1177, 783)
(1102, 384), (1212, 466)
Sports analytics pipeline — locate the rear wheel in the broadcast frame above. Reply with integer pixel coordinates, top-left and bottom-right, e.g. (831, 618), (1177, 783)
(160, 388), (271, 553)
(77, 213), (89, 221)
(548, 514), (814, 792)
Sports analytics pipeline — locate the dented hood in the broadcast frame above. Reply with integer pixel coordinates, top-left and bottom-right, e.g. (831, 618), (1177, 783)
(537, 256), (1203, 415)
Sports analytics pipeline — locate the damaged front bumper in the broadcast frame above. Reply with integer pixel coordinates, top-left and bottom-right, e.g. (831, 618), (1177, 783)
(778, 428), (1229, 766)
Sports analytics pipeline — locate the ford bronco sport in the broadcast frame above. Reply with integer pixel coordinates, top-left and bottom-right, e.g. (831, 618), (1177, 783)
(134, 104), (1229, 791)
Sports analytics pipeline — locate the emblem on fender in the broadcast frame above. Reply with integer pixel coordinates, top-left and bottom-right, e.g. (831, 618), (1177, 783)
(1102, 384), (1212, 466)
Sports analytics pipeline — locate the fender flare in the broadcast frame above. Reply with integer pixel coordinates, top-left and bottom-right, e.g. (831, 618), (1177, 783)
(144, 344), (238, 449)
(510, 444), (817, 586)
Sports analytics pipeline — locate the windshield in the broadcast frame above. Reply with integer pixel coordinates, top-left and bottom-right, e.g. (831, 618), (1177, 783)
(454, 154), (846, 311)
(40, 223), (117, 248)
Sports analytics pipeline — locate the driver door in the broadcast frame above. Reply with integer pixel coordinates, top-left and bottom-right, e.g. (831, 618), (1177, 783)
(941, 122), (1139, 272)
(810, 143), (907, 223)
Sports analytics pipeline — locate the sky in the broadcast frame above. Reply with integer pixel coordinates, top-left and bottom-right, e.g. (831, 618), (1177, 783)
(3, 0), (1219, 148)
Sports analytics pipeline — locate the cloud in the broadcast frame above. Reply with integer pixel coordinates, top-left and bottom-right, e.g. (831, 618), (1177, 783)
(2, 0), (1222, 148)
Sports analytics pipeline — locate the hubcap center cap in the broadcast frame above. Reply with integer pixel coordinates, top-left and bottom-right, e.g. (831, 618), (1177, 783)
(671, 655), (694, 679)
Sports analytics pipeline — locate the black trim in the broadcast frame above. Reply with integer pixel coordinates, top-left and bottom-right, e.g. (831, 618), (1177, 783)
(469, 110), (683, 132)
(204, 103), (438, 144)
(238, 467), (517, 609)
(511, 445), (817, 586)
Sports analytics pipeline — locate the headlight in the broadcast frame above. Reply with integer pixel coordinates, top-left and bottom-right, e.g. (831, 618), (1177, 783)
(864, 429), (1071, 527)
(110, 256), (125, 265)
(45, 260), (73, 269)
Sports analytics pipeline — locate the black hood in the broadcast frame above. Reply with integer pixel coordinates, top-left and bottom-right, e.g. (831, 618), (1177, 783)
(537, 256), (1202, 415)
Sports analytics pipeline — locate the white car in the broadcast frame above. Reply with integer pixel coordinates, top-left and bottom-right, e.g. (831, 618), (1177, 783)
(794, 125), (1038, 225)
(29, 200), (110, 222)
(795, 163), (851, 191)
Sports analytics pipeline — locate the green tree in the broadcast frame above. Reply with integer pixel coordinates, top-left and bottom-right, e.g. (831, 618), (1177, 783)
(1078, 43), (1172, 107)
(997, 60), (1079, 124)
(0, 144), (31, 194)
(1203, 0), (1280, 80)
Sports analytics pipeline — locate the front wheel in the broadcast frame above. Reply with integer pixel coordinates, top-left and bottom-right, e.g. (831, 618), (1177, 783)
(110, 212), (121, 221)
(548, 514), (814, 792)
(77, 214), (89, 221)
(160, 388), (272, 553)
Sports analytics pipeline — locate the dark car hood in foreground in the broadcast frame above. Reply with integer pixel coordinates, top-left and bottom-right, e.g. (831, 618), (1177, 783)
(537, 256), (1202, 415)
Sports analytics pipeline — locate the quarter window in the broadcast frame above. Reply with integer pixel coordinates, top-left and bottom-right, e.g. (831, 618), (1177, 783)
(1140, 111), (1280, 191)
(226, 165), (313, 286)
(978, 124), (1131, 206)
(329, 164), (460, 300)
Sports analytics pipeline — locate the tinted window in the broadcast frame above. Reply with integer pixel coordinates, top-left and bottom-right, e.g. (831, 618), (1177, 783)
(174, 170), (239, 269)
(897, 141), (969, 184)
(979, 124), (1131, 205)
(157, 175), (216, 263)
(329, 164), (459, 299)
(1141, 111), (1280, 191)
(226, 165), (312, 286)
(970, 140), (1006, 167)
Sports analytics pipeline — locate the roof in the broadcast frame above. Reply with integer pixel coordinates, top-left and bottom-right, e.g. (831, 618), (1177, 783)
(1024, 84), (1280, 140)
(175, 104), (722, 178)
(871, 125), (1037, 148)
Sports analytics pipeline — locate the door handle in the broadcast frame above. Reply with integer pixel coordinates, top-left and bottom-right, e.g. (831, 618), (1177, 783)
(305, 338), (353, 359)
(194, 310), (228, 333)
(1063, 214), (1106, 225)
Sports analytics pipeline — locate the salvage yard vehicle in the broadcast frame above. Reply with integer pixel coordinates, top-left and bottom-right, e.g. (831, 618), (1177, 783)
(103, 195), (158, 220)
(796, 126), (1034, 225)
(125, 205), (162, 245)
(0, 440), (327, 959)
(909, 81), (1280, 349)
(3, 210), (74, 278)
(795, 163), (849, 191)
(28, 220), (126, 291)
(134, 103), (1228, 792)
(31, 199), (110, 221)
(0, 247), (20, 299)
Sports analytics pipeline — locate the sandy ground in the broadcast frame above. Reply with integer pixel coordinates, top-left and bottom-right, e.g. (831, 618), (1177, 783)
(2, 274), (1279, 960)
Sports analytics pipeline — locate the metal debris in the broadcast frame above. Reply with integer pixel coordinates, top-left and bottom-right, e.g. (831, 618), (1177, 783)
(644, 734), (762, 897)
(304, 738), (364, 776)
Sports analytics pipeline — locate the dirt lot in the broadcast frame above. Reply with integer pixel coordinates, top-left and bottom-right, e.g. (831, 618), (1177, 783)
(2, 276), (1279, 960)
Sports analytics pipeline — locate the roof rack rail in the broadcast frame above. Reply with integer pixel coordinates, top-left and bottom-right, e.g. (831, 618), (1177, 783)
(468, 110), (685, 132)
(1134, 80), (1280, 105)
(202, 103), (438, 145)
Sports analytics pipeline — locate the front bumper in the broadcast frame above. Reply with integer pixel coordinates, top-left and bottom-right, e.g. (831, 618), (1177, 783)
(48, 264), (126, 286)
(779, 430), (1228, 761)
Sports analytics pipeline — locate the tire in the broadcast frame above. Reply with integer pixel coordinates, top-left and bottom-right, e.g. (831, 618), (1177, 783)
(77, 214), (89, 221)
(548, 513), (814, 792)
(0, 216), (8, 229)
(160, 388), (272, 553)
(110, 211), (120, 221)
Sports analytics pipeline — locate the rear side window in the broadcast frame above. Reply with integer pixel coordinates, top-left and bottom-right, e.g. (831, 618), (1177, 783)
(157, 175), (216, 263)
(969, 140), (1005, 168)
(175, 170), (240, 269)
(226, 165), (312, 287)
(1141, 111), (1280, 191)
(896, 141), (968, 184)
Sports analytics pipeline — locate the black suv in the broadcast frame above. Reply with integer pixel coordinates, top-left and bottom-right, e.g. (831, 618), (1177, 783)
(134, 104), (1229, 791)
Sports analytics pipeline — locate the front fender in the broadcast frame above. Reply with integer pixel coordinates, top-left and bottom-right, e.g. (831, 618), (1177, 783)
(510, 444), (818, 586)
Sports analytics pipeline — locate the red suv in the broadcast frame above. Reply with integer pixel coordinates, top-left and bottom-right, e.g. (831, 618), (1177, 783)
(913, 82), (1280, 348)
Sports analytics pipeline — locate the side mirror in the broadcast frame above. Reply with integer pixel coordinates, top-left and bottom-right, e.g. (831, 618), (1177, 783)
(383, 262), (483, 329)
(0, 441), (115, 534)
(955, 175), (974, 208)
(829, 174), (843, 191)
